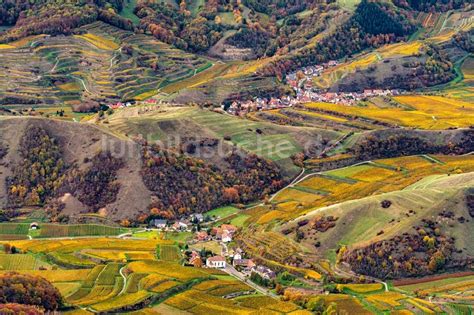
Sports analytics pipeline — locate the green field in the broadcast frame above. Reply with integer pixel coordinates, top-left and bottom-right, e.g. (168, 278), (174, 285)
(159, 245), (181, 262)
(0, 254), (50, 270)
(119, 0), (140, 25)
(205, 206), (240, 219)
(38, 224), (128, 238)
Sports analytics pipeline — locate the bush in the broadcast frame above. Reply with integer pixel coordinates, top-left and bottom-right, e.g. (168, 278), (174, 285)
(381, 200), (392, 208)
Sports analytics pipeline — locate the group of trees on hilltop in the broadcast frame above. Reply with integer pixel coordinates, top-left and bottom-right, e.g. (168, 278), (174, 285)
(59, 152), (124, 212)
(393, 0), (470, 12)
(140, 143), (284, 220)
(242, 0), (315, 19)
(350, 130), (474, 160)
(259, 0), (416, 77)
(343, 217), (472, 279)
(226, 25), (271, 57)
(6, 125), (125, 216)
(0, 273), (62, 311)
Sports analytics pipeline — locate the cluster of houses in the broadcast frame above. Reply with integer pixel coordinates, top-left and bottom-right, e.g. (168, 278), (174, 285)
(195, 224), (238, 243)
(107, 98), (160, 110)
(225, 60), (402, 115)
(188, 247), (276, 280)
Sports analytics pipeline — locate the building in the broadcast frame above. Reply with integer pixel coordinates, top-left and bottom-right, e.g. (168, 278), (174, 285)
(206, 256), (226, 269)
(190, 255), (203, 268)
(173, 221), (188, 231)
(221, 224), (237, 234)
(253, 265), (276, 279)
(151, 219), (167, 229)
(29, 222), (39, 230)
(192, 214), (204, 222)
(233, 259), (255, 270)
(222, 230), (232, 243)
(195, 231), (209, 241)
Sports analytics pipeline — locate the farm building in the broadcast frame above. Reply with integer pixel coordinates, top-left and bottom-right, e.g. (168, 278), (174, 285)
(29, 222), (39, 230)
(206, 255), (226, 269)
(151, 219), (167, 229)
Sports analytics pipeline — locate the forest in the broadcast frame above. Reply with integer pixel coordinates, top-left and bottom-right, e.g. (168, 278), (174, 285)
(7, 126), (67, 208)
(393, 0), (471, 12)
(61, 152), (124, 212)
(343, 214), (473, 279)
(453, 29), (474, 53)
(0, 272), (62, 311)
(141, 143), (284, 220)
(350, 130), (474, 160)
(259, 0), (416, 77)
(0, 0), (132, 42)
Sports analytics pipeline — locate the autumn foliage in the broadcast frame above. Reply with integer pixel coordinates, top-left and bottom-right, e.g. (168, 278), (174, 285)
(0, 272), (62, 311)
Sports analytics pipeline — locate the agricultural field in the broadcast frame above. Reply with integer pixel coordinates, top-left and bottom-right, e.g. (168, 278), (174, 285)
(0, 21), (214, 109)
(302, 95), (474, 130)
(0, 234), (315, 313)
(104, 105), (340, 177)
(0, 223), (30, 240)
(260, 154), (474, 222)
(37, 224), (128, 238)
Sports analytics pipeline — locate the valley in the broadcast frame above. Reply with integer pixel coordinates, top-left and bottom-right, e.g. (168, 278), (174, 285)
(0, 0), (473, 314)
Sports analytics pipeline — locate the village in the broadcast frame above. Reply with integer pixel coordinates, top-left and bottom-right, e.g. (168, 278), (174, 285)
(146, 213), (278, 292)
(225, 61), (402, 116)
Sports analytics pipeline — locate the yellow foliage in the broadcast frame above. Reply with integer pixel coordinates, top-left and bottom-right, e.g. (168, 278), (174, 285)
(74, 33), (119, 50)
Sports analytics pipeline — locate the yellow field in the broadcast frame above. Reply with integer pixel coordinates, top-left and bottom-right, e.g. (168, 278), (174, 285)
(74, 33), (119, 50)
(337, 283), (383, 293)
(57, 82), (82, 91)
(127, 260), (212, 281)
(0, 269), (91, 282)
(304, 95), (474, 129)
(366, 292), (406, 310)
(133, 90), (160, 101)
(378, 41), (423, 57)
(6, 238), (172, 253)
(0, 44), (14, 49)
(252, 154), (474, 222)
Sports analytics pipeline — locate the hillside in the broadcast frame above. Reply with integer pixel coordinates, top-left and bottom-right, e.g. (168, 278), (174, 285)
(0, 0), (473, 314)
(0, 116), (287, 223)
(280, 172), (474, 265)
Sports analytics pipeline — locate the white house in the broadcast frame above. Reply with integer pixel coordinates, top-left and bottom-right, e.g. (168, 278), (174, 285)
(206, 256), (226, 269)
(222, 230), (232, 243)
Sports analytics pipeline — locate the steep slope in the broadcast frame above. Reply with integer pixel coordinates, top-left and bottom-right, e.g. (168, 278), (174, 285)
(0, 116), (286, 223)
(280, 172), (474, 278)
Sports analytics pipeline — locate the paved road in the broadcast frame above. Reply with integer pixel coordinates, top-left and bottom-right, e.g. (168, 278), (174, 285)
(223, 265), (278, 298)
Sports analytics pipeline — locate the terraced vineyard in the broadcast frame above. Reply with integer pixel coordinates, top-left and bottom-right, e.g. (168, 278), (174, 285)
(0, 22), (213, 108)
(252, 95), (474, 131)
(0, 238), (309, 314)
(252, 154), (474, 223)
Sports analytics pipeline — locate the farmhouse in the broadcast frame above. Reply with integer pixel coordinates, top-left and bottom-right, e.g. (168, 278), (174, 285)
(173, 221), (188, 231)
(253, 265), (276, 279)
(151, 219), (167, 229)
(233, 259), (255, 270)
(206, 255), (226, 269)
(221, 224), (237, 234)
(29, 222), (39, 230)
(222, 230), (232, 243)
(195, 231), (209, 241)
